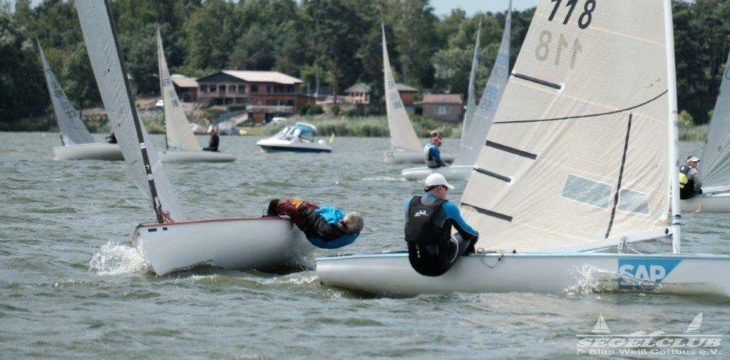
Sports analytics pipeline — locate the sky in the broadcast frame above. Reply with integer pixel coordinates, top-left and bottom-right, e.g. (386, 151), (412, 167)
(431, 0), (539, 16)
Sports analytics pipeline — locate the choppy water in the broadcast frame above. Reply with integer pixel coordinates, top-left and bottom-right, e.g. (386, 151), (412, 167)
(1, 132), (728, 359)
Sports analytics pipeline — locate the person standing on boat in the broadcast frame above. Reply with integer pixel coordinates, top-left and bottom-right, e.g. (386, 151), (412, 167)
(679, 156), (702, 199)
(204, 128), (219, 152)
(266, 198), (364, 249)
(404, 173), (478, 276)
(424, 135), (447, 168)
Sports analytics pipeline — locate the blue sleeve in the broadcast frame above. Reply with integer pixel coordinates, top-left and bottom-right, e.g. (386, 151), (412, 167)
(315, 206), (345, 225)
(442, 201), (478, 239)
(430, 146), (445, 165)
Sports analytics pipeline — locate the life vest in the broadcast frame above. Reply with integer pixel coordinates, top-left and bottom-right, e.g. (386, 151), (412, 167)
(308, 233), (358, 249)
(405, 196), (450, 245)
(678, 165), (694, 199)
(423, 144), (440, 168)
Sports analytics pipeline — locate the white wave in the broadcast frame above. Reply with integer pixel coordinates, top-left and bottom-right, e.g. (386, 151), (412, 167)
(89, 242), (149, 276)
(361, 176), (405, 182)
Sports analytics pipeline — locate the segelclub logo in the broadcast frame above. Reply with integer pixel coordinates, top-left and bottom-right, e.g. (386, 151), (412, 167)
(576, 313), (722, 356)
(617, 258), (681, 290)
(414, 210), (429, 217)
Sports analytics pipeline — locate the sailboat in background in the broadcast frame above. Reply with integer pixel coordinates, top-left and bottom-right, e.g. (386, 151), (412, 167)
(681, 48), (730, 213)
(382, 25), (454, 164)
(38, 42), (123, 161)
(156, 29), (236, 163)
(317, 0), (730, 297)
(402, 1), (512, 181)
(76, 0), (311, 276)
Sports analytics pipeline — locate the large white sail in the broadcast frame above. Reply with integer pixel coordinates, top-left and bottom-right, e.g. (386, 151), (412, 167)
(76, 0), (185, 221)
(38, 42), (95, 145)
(453, 2), (511, 166)
(157, 28), (201, 152)
(461, 0), (670, 252)
(383, 26), (421, 152)
(700, 49), (730, 192)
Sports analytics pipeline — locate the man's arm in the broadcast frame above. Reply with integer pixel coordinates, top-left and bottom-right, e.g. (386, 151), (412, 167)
(431, 147), (446, 166)
(441, 202), (479, 241)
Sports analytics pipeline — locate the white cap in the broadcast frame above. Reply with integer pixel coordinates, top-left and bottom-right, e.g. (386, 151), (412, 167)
(424, 173), (454, 190)
(687, 156), (700, 163)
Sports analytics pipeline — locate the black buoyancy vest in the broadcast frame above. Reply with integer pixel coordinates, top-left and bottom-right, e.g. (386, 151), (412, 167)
(405, 196), (450, 245)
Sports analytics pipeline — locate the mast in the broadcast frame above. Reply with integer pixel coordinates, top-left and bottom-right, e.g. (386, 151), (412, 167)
(663, 0), (681, 254)
(103, 0), (165, 223)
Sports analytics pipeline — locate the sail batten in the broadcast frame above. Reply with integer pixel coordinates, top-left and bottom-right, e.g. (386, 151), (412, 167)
(157, 28), (202, 152)
(76, 0), (185, 222)
(38, 43), (95, 145)
(462, 0), (670, 252)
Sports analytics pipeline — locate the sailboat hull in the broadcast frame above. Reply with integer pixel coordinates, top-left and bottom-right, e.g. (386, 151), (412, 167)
(160, 150), (236, 163)
(135, 217), (314, 275)
(680, 192), (730, 213)
(316, 252), (730, 297)
(53, 143), (124, 161)
(401, 165), (473, 181)
(384, 150), (455, 164)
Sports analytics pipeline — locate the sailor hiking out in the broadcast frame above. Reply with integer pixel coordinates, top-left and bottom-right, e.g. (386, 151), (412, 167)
(404, 173), (478, 276)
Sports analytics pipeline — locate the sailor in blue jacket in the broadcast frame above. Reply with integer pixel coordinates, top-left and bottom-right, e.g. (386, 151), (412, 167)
(267, 198), (364, 249)
(404, 173), (478, 276)
(424, 135), (447, 168)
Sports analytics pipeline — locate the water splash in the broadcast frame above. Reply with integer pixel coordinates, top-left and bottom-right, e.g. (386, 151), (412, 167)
(89, 242), (149, 276)
(563, 264), (621, 297)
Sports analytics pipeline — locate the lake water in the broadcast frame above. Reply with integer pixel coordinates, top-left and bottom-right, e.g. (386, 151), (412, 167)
(1, 132), (728, 359)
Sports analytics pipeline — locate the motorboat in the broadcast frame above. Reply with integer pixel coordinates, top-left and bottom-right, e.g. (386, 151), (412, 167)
(257, 122), (332, 153)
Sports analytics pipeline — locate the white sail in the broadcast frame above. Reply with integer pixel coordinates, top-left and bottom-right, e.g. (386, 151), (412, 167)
(458, 21), (481, 150)
(157, 28), (201, 152)
(38, 42), (95, 145)
(76, 0), (185, 221)
(700, 49), (730, 192)
(383, 26), (421, 152)
(461, 0), (670, 252)
(454, 2), (511, 166)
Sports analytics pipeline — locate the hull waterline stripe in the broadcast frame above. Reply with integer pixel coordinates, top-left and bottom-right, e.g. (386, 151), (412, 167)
(474, 168), (511, 183)
(513, 72), (562, 90)
(495, 91), (668, 125)
(486, 141), (538, 160)
(462, 203), (513, 222)
(605, 114), (633, 239)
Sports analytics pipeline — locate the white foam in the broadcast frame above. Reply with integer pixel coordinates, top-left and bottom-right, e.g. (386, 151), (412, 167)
(89, 242), (149, 276)
(361, 176), (405, 182)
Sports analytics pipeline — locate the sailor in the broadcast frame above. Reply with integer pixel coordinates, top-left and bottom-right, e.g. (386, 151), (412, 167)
(204, 128), (219, 152)
(106, 133), (117, 144)
(266, 198), (364, 249)
(679, 156), (702, 199)
(424, 135), (446, 168)
(404, 173), (478, 276)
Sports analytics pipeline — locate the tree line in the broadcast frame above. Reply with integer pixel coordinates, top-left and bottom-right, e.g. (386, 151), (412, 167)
(0, 0), (728, 129)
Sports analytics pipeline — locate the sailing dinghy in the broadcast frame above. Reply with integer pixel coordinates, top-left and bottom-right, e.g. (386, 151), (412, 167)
(156, 29), (235, 163)
(317, 0), (730, 297)
(382, 26), (454, 164)
(680, 49), (730, 213)
(38, 42), (123, 161)
(403, 3), (511, 181)
(76, 0), (311, 276)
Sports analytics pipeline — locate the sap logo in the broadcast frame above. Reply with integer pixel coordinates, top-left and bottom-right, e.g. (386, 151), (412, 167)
(618, 259), (681, 288)
(414, 210), (429, 217)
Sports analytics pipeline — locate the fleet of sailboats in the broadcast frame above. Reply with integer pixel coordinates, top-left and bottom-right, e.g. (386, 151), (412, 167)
(402, 1), (512, 181)
(75, 0), (311, 276)
(316, 0), (730, 297)
(680, 48), (730, 213)
(38, 41), (123, 161)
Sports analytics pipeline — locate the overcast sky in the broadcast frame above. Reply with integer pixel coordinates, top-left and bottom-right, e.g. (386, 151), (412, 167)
(431, 0), (538, 16)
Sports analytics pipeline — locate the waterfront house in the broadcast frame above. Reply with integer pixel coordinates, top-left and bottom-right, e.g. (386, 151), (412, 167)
(344, 83), (371, 104)
(171, 74), (199, 102)
(416, 93), (464, 122)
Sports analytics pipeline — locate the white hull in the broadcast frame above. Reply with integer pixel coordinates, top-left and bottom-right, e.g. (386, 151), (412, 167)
(316, 252), (730, 297)
(383, 150), (455, 164)
(135, 217), (314, 275)
(401, 165), (473, 181)
(160, 150), (236, 163)
(257, 139), (332, 153)
(680, 192), (730, 213)
(53, 143), (124, 161)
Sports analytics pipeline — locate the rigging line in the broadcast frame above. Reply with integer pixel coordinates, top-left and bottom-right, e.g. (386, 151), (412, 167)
(605, 113), (633, 239)
(494, 90), (667, 125)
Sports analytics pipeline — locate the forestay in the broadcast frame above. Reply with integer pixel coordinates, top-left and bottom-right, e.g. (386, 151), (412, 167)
(76, 0), (185, 221)
(383, 26), (421, 153)
(38, 42), (95, 145)
(453, 1), (512, 166)
(461, 0), (670, 252)
(699, 49), (730, 192)
(157, 28), (201, 152)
